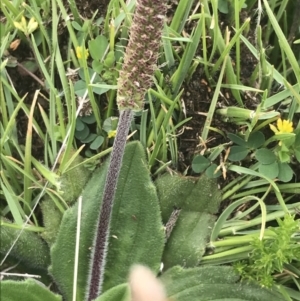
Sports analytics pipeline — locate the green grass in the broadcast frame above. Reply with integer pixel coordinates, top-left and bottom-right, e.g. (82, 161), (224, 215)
(1, 0), (300, 299)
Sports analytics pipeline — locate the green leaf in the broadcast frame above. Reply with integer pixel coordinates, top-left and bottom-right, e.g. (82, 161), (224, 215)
(91, 84), (112, 95)
(88, 35), (109, 61)
(75, 124), (90, 140)
(295, 149), (300, 163)
(92, 60), (104, 73)
(103, 142), (164, 291)
(81, 114), (96, 124)
(76, 118), (85, 131)
(1, 279), (62, 301)
(74, 80), (88, 97)
(192, 155), (210, 173)
(255, 148), (276, 164)
(0, 221), (50, 270)
(246, 131), (265, 149)
(90, 135), (104, 150)
(163, 211), (216, 269)
(227, 133), (248, 146)
(278, 150), (290, 163)
(79, 68), (101, 82)
(294, 133), (300, 162)
(157, 172), (221, 269)
(21, 60), (39, 73)
(50, 142), (164, 300)
(278, 162), (293, 183)
(93, 283), (129, 301)
(104, 50), (115, 68)
(155, 173), (221, 224)
(278, 135), (296, 148)
(228, 146), (249, 161)
(259, 162), (279, 179)
(218, 0), (229, 14)
(205, 163), (222, 178)
(103, 117), (119, 133)
(40, 200), (63, 246)
(71, 21), (82, 31)
(59, 151), (92, 204)
(160, 266), (285, 300)
(81, 133), (98, 143)
(274, 133), (296, 148)
(74, 79), (109, 97)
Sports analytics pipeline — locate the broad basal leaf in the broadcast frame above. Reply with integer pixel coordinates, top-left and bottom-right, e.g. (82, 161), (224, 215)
(155, 173), (221, 223)
(1, 220), (50, 271)
(163, 210), (216, 269)
(1, 279), (62, 301)
(50, 142), (164, 301)
(156, 173), (221, 269)
(160, 266), (285, 301)
(92, 283), (129, 301)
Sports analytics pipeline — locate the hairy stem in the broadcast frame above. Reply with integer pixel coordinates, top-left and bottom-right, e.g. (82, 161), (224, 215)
(86, 109), (133, 301)
(86, 1), (167, 298)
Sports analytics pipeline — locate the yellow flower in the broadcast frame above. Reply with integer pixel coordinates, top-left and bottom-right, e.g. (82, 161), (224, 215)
(107, 130), (117, 138)
(270, 118), (294, 135)
(14, 16), (38, 36)
(27, 17), (38, 34)
(75, 46), (89, 60)
(270, 118), (294, 146)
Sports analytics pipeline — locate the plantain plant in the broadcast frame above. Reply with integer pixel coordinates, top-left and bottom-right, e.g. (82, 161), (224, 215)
(1, 141), (285, 301)
(0, 0), (290, 300)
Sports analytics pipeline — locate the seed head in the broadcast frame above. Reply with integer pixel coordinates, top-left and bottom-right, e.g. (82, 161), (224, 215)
(117, 0), (168, 111)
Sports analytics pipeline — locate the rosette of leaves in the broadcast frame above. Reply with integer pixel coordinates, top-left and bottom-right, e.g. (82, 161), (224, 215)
(1, 142), (285, 301)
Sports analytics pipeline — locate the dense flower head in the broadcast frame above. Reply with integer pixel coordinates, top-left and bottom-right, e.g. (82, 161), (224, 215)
(117, 0), (168, 111)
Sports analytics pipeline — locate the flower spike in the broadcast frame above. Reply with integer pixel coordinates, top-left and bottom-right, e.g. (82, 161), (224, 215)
(117, 0), (168, 111)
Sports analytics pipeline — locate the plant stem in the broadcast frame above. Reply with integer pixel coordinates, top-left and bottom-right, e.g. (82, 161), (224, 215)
(86, 109), (133, 301)
(86, 0), (167, 298)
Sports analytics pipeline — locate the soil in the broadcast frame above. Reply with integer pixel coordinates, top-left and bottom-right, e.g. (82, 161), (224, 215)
(176, 10), (259, 171)
(3, 0), (298, 188)
(2, 1), (300, 291)
(3, 0), (111, 158)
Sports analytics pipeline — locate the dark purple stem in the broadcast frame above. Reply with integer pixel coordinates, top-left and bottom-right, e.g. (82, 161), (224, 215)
(86, 109), (133, 301)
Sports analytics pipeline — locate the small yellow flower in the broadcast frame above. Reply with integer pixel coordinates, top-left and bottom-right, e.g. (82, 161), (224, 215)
(27, 17), (38, 34)
(13, 16), (27, 32)
(75, 46), (89, 60)
(107, 130), (117, 138)
(270, 118), (294, 135)
(14, 16), (38, 36)
(270, 118), (294, 146)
